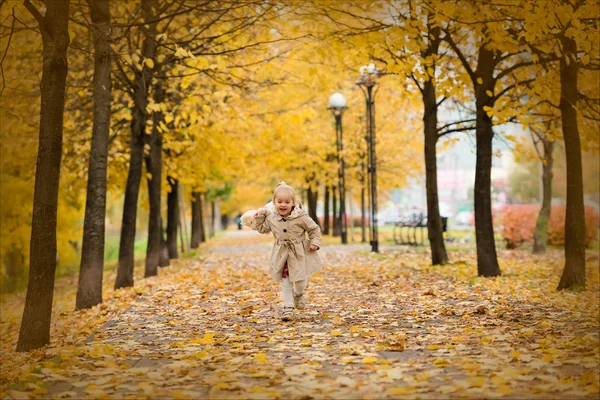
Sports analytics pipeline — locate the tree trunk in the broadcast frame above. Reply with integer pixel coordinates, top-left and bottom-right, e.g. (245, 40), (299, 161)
(323, 185), (330, 235)
(474, 120), (500, 276)
(423, 79), (449, 265)
(114, 122), (144, 288)
(421, 24), (448, 265)
(178, 196), (185, 255)
(533, 139), (554, 254)
(221, 214), (229, 230)
(191, 191), (203, 248)
(214, 200), (222, 233)
(557, 35), (586, 290)
(167, 177), (179, 259)
(159, 217), (169, 267)
(474, 45), (501, 277)
(178, 184), (189, 252)
(307, 184), (319, 225)
(76, 0), (111, 310)
(114, 0), (158, 289)
(332, 185), (340, 236)
(143, 84), (164, 278)
(209, 201), (215, 238)
(200, 193), (207, 242)
(17, 0), (70, 352)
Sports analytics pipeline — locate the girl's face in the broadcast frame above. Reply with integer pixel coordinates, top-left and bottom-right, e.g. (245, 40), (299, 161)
(274, 190), (295, 216)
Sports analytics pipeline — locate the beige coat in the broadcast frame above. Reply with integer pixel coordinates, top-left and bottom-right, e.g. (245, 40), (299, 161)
(254, 207), (322, 282)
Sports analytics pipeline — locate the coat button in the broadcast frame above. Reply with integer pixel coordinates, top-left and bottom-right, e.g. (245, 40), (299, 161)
(283, 229), (287, 232)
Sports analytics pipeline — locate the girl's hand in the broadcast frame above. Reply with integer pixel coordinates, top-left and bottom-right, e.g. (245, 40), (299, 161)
(255, 208), (267, 216)
(309, 244), (319, 252)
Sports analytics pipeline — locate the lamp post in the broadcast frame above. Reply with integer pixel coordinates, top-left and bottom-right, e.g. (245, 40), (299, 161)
(358, 63), (380, 253)
(328, 92), (348, 244)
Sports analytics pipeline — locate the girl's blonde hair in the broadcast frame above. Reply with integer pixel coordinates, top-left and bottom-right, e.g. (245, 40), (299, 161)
(272, 181), (302, 208)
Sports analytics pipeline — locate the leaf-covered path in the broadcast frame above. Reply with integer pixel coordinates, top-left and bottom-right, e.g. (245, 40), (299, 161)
(2, 230), (599, 399)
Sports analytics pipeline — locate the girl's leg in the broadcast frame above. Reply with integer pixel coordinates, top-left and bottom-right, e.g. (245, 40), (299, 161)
(293, 280), (307, 295)
(281, 277), (294, 308)
(292, 280), (308, 310)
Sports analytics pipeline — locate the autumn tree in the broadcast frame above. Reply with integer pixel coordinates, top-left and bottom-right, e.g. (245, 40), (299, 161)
(503, 0), (599, 286)
(16, 0), (71, 351)
(440, 1), (546, 277)
(298, 1), (469, 260)
(548, 0), (599, 289)
(75, 0), (112, 309)
(531, 125), (556, 254)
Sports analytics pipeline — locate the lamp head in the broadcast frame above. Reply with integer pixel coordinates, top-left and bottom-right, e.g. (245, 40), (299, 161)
(328, 92), (347, 109)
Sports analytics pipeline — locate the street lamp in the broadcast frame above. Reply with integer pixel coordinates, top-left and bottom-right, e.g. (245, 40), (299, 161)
(328, 92), (348, 244)
(357, 63), (380, 253)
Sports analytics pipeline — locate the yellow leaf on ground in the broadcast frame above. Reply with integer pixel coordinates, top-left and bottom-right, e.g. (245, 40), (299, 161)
(542, 354), (553, 363)
(85, 389), (109, 400)
(496, 385), (512, 395)
(386, 387), (415, 396)
(193, 333), (214, 344)
(468, 377), (486, 388)
(254, 352), (268, 364)
(433, 358), (449, 367)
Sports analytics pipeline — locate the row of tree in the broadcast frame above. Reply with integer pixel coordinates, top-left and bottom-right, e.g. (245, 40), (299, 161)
(0, 0), (597, 351)
(312, 0), (598, 285)
(3, 0), (307, 351)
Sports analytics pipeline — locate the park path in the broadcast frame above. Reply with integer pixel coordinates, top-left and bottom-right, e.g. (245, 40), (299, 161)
(17, 229), (600, 398)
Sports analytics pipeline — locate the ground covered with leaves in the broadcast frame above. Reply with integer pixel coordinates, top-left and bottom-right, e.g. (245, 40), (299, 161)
(1, 230), (599, 399)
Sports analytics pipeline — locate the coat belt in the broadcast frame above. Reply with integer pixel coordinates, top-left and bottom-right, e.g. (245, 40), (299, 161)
(276, 237), (305, 245)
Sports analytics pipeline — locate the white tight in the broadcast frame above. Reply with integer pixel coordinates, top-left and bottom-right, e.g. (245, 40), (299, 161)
(281, 277), (307, 307)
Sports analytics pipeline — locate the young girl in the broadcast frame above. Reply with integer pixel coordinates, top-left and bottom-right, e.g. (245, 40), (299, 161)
(253, 182), (322, 321)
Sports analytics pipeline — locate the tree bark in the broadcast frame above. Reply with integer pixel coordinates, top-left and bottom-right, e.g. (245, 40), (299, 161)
(323, 185), (330, 234)
(421, 24), (448, 266)
(533, 138), (553, 254)
(199, 192), (207, 243)
(17, 0), (70, 352)
(167, 177), (179, 259)
(214, 200), (222, 233)
(144, 84), (164, 277)
(114, 0), (158, 289)
(178, 184), (189, 252)
(114, 117), (144, 288)
(76, 0), (111, 310)
(191, 191), (203, 248)
(209, 201), (215, 238)
(423, 81), (449, 265)
(307, 184), (319, 225)
(473, 44), (501, 277)
(200, 193), (207, 242)
(332, 185), (340, 236)
(557, 34), (586, 290)
(159, 217), (169, 267)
